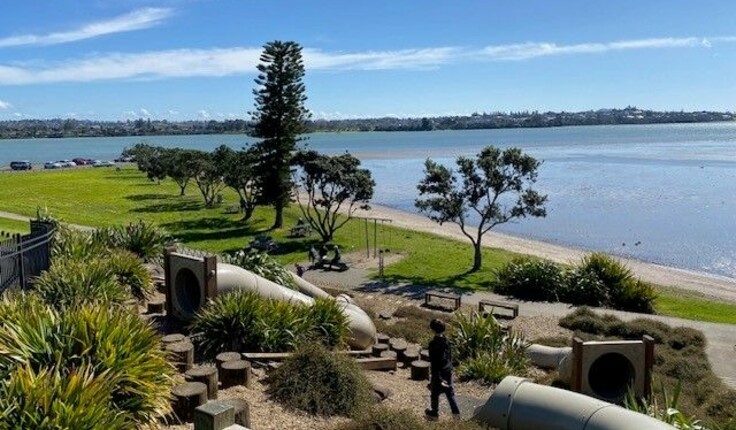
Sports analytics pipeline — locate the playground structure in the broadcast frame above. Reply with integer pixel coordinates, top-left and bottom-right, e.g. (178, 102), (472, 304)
(163, 249), (377, 350)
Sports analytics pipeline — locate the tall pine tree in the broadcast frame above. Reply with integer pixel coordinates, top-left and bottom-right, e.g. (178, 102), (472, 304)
(250, 41), (311, 229)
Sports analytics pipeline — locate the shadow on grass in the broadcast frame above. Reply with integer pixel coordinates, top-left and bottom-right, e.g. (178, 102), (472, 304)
(131, 200), (204, 213)
(356, 269), (495, 301)
(125, 193), (177, 202)
(162, 217), (270, 245)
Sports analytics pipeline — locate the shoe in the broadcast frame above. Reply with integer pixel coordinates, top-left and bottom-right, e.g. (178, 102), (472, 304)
(425, 409), (439, 420)
(452, 413), (462, 420)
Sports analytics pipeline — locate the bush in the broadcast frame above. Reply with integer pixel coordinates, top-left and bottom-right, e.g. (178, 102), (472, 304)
(335, 406), (489, 430)
(106, 250), (154, 301)
(561, 267), (609, 306)
(52, 226), (107, 261)
(190, 291), (349, 358)
(94, 220), (173, 261)
(221, 250), (296, 289)
(0, 294), (174, 427)
(450, 312), (529, 384)
(0, 365), (125, 430)
(266, 343), (372, 417)
(494, 257), (565, 301)
(35, 259), (130, 309)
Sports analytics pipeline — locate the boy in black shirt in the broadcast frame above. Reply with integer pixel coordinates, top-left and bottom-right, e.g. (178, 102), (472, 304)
(425, 319), (460, 419)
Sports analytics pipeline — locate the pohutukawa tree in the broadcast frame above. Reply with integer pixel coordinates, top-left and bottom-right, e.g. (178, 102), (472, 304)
(162, 148), (201, 196)
(415, 146), (547, 272)
(213, 145), (260, 221)
(250, 40), (311, 229)
(192, 150), (226, 207)
(292, 150), (375, 243)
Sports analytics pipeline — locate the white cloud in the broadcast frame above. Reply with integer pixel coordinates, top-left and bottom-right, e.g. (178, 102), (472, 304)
(0, 99), (11, 109)
(197, 109), (210, 119)
(0, 35), (733, 85)
(140, 108), (151, 117)
(168, 109), (179, 115)
(0, 8), (173, 48)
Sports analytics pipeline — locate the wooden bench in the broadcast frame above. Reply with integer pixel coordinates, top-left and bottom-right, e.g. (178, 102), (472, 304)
(478, 299), (519, 319)
(424, 291), (461, 310)
(289, 224), (311, 238)
(243, 349), (371, 362)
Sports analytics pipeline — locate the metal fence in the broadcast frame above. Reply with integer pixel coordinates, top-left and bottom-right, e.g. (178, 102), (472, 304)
(0, 220), (55, 292)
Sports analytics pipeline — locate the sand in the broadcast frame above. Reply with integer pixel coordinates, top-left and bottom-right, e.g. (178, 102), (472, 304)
(346, 203), (736, 303)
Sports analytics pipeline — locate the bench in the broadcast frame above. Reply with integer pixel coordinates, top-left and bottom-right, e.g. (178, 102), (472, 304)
(243, 349), (371, 362)
(478, 299), (519, 319)
(424, 291), (461, 311)
(289, 224), (311, 238)
(313, 259), (349, 272)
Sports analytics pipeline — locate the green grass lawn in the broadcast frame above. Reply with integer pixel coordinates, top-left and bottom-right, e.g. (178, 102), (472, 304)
(0, 217), (29, 234)
(0, 167), (734, 324)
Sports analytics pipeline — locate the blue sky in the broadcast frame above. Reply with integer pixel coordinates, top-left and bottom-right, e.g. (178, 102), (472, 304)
(0, 0), (735, 120)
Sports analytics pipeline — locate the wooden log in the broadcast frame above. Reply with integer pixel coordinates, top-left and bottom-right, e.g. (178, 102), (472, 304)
(379, 350), (397, 360)
(389, 340), (407, 361)
(147, 298), (165, 314)
(410, 360), (430, 381)
(185, 366), (218, 400)
(376, 334), (390, 345)
(220, 398), (251, 427)
(166, 341), (194, 373)
(402, 349), (420, 366)
(216, 352), (242, 372)
(420, 349), (430, 361)
(371, 343), (389, 357)
(220, 360), (251, 389)
(171, 381), (207, 422)
(161, 333), (186, 347)
(194, 401), (233, 430)
(357, 357), (397, 371)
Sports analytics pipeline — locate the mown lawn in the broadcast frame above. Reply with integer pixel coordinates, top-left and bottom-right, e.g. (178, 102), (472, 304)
(0, 167), (734, 324)
(0, 217), (29, 234)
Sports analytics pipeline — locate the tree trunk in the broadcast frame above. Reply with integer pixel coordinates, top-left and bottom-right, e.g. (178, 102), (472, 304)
(272, 205), (284, 229)
(471, 242), (482, 272)
(241, 206), (254, 222)
(179, 186), (186, 196)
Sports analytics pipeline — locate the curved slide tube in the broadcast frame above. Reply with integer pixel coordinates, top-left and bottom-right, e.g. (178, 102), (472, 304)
(524, 344), (572, 382)
(473, 376), (676, 430)
(217, 263), (376, 349)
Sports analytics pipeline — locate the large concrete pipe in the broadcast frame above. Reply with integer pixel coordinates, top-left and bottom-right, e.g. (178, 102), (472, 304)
(165, 252), (376, 350)
(473, 376), (675, 430)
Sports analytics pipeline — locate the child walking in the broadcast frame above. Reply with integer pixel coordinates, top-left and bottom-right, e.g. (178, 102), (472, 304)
(425, 319), (460, 420)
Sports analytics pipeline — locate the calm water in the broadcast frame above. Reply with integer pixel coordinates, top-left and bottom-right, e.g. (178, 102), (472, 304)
(2, 123), (735, 278)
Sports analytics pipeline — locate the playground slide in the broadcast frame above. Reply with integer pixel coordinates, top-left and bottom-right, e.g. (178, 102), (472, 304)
(216, 263), (376, 349)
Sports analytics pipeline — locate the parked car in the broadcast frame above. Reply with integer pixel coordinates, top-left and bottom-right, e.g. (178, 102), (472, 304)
(72, 158), (93, 166)
(9, 161), (32, 171)
(44, 161), (63, 169)
(57, 160), (77, 168)
(92, 160), (115, 167)
(114, 155), (134, 163)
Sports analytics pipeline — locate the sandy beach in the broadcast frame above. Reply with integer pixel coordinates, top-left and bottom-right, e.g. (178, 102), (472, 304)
(349, 203), (736, 303)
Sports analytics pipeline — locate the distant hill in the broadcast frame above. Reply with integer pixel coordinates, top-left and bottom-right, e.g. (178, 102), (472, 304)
(1, 107), (733, 139)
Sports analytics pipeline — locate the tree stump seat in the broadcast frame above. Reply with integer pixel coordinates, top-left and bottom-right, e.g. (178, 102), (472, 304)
(172, 381), (207, 422)
(220, 360), (251, 389)
(186, 366), (218, 400)
(410, 360), (430, 381)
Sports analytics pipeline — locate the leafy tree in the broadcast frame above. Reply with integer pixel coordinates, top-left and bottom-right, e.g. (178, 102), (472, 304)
(123, 143), (166, 184)
(161, 148), (201, 196)
(293, 150), (375, 243)
(415, 146), (547, 272)
(213, 145), (260, 220)
(191, 150), (226, 207)
(250, 40), (311, 229)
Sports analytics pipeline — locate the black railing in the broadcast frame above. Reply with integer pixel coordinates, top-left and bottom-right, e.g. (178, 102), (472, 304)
(0, 220), (55, 292)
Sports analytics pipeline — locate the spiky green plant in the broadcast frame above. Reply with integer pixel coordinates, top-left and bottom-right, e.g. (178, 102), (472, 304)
(94, 220), (173, 261)
(34, 258), (130, 309)
(625, 380), (711, 430)
(0, 365), (125, 430)
(309, 297), (349, 348)
(450, 311), (501, 361)
(222, 250), (296, 289)
(107, 250), (153, 300)
(52, 226), (107, 261)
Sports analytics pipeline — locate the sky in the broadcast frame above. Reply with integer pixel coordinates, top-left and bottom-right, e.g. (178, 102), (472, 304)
(0, 0), (735, 121)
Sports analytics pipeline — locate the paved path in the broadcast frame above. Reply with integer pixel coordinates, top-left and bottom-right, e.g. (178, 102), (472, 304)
(0, 210), (93, 231)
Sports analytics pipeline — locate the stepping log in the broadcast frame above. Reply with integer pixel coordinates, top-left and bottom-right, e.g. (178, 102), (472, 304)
(410, 360), (430, 381)
(172, 381), (207, 422)
(420, 349), (430, 361)
(147, 298), (165, 314)
(372, 343), (389, 357)
(376, 334), (390, 345)
(402, 349), (419, 366)
(162, 333), (186, 347)
(380, 350), (397, 360)
(215, 352), (242, 372)
(186, 366), (219, 400)
(389, 340), (407, 361)
(167, 341), (194, 373)
(221, 398), (251, 427)
(220, 360), (251, 389)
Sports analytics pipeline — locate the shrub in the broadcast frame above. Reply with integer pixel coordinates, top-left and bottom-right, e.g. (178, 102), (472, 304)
(374, 306), (452, 346)
(561, 267), (609, 306)
(450, 311), (502, 361)
(190, 290), (349, 358)
(266, 343), (372, 417)
(221, 250), (296, 289)
(107, 250), (154, 300)
(457, 345), (529, 384)
(35, 258), (130, 309)
(494, 257), (565, 301)
(0, 365), (125, 430)
(52, 226), (107, 261)
(94, 220), (173, 260)
(0, 295), (174, 427)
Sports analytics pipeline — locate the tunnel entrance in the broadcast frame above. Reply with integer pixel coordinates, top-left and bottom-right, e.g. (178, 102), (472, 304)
(175, 268), (202, 316)
(588, 352), (636, 401)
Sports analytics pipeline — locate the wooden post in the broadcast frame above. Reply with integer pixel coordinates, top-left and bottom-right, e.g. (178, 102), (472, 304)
(220, 360), (251, 389)
(410, 360), (430, 380)
(163, 246), (177, 318)
(166, 341), (195, 373)
(216, 352), (242, 372)
(643, 335), (655, 400)
(364, 219), (370, 258)
(171, 382), (208, 422)
(373, 219), (377, 258)
(571, 337), (584, 392)
(186, 366), (218, 400)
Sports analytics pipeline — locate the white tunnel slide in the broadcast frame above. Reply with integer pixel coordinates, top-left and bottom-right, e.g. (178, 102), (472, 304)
(473, 376), (676, 430)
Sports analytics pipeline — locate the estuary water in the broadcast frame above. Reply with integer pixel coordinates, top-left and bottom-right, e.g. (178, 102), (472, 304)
(1, 122), (735, 278)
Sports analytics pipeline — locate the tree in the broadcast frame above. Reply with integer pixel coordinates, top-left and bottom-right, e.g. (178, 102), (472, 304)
(161, 148), (201, 196)
(213, 145), (260, 221)
(124, 143), (167, 184)
(191, 151), (226, 207)
(292, 150), (375, 243)
(250, 40), (311, 229)
(415, 146), (547, 272)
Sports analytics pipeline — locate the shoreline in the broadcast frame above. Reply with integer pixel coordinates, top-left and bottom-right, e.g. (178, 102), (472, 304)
(350, 202), (736, 303)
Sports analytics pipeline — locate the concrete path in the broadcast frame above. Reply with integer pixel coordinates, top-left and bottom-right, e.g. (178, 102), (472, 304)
(0, 210), (93, 231)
